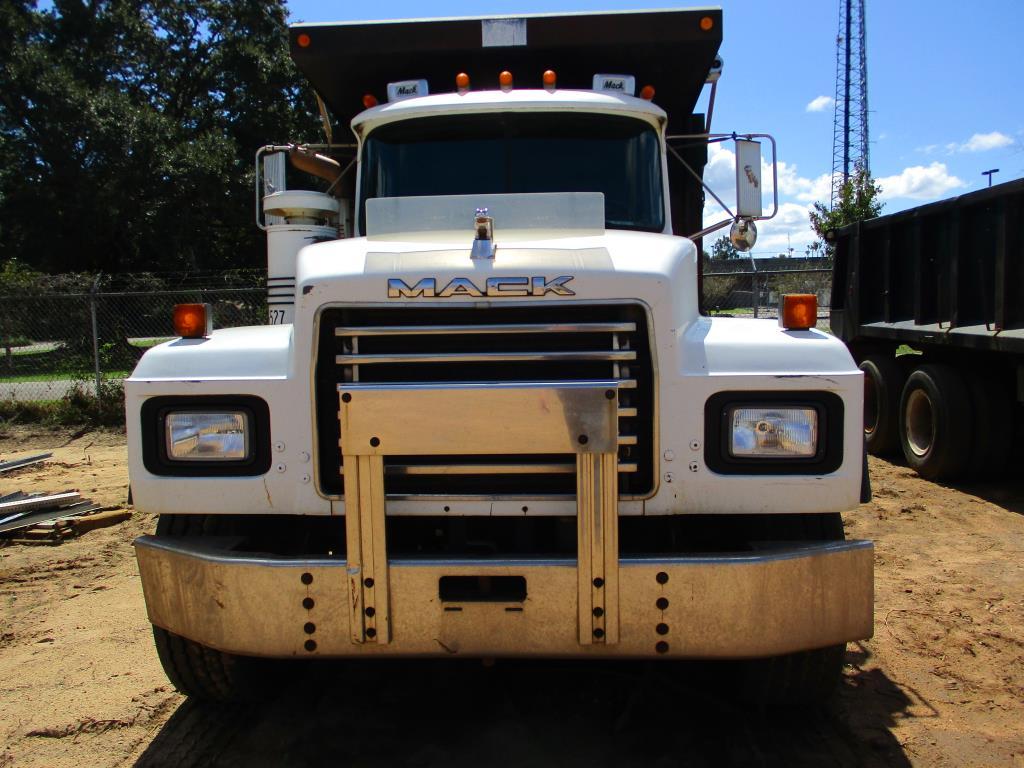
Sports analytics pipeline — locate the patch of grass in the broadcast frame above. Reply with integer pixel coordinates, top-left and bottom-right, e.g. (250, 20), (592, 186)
(0, 371), (129, 383)
(896, 344), (922, 356)
(0, 380), (125, 427)
(129, 337), (173, 349)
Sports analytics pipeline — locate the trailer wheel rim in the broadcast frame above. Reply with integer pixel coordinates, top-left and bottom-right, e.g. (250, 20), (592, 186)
(905, 388), (934, 458)
(864, 373), (879, 436)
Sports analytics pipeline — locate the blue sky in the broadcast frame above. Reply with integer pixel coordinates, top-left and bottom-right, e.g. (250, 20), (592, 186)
(286, 0), (1024, 254)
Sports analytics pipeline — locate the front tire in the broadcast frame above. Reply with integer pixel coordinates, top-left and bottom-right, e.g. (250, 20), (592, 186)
(151, 514), (280, 702)
(738, 513), (847, 707)
(153, 625), (268, 702)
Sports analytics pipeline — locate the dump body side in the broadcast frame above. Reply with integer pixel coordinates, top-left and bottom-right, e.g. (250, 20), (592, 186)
(831, 178), (1024, 359)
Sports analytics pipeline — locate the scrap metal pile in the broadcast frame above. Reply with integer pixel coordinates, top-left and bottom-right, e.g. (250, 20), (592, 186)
(0, 453), (129, 545)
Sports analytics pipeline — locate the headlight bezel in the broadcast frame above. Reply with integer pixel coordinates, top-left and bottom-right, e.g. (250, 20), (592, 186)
(703, 391), (844, 475)
(141, 395), (272, 476)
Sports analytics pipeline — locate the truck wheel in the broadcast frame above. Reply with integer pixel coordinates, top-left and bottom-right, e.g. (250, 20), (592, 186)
(898, 364), (972, 481)
(738, 512), (846, 707)
(740, 644), (847, 708)
(965, 369), (1011, 480)
(152, 625), (269, 702)
(859, 354), (904, 456)
(152, 514), (280, 702)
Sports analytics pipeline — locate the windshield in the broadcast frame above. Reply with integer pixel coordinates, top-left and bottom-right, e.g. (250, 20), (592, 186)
(359, 112), (664, 234)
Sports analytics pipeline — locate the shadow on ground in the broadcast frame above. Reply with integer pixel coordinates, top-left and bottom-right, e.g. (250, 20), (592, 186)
(136, 646), (916, 768)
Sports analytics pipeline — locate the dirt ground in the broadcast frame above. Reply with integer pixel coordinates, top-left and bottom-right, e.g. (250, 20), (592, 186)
(1, 427), (1022, 768)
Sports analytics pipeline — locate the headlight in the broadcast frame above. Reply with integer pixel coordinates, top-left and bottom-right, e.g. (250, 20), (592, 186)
(728, 406), (818, 458)
(165, 411), (249, 461)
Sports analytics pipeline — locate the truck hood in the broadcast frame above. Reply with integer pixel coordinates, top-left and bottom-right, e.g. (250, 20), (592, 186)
(295, 227), (699, 330)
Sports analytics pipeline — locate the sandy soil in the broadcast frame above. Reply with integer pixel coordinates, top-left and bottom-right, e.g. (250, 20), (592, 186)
(1, 427), (1022, 767)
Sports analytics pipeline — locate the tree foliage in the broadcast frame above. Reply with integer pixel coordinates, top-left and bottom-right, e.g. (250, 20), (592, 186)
(809, 166), (883, 251)
(0, 0), (319, 273)
(710, 234), (740, 261)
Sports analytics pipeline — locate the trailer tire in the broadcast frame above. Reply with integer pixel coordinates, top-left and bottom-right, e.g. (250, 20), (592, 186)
(151, 515), (282, 702)
(898, 364), (972, 481)
(860, 354), (905, 456)
(738, 513), (846, 706)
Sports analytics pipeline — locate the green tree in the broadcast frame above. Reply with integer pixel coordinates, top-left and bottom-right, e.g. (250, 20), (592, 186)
(711, 234), (740, 261)
(809, 165), (883, 251)
(0, 0), (318, 274)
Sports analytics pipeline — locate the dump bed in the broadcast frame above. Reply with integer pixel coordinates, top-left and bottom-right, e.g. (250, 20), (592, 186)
(289, 8), (722, 132)
(830, 178), (1024, 356)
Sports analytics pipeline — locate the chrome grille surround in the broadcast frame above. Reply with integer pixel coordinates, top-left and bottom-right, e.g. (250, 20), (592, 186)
(313, 302), (656, 500)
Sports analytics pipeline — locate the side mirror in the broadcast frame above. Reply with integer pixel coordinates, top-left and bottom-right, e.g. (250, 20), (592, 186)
(735, 139), (763, 219)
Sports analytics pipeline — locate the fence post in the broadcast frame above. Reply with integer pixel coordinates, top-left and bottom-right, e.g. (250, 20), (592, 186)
(748, 254), (759, 319)
(90, 278), (102, 399)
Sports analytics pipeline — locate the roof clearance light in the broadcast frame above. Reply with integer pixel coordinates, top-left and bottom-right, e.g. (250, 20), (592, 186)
(781, 294), (818, 331)
(700, 16), (714, 31)
(639, 84), (655, 101)
(362, 93), (378, 109)
(173, 303), (212, 339)
(296, 33), (311, 48)
(499, 70), (513, 92)
(456, 72), (470, 95)
(543, 69), (557, 92)
(386, 79), (429, 102)
(592, 74), (636, 96)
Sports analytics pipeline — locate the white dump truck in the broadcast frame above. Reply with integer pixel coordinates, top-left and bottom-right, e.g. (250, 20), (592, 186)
(128, 8), (873, 702)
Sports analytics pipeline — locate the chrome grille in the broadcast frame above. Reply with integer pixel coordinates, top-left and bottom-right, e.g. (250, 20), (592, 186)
(314, 305), (654, 498)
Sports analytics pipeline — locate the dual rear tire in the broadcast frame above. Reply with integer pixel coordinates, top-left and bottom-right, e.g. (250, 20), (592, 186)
(859, 354), (1012, 482)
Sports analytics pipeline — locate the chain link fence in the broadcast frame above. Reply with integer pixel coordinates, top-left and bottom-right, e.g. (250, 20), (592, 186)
(1, 265), (833, 403)
(703, 267), (833, 322)
(1, 287), (266, 402)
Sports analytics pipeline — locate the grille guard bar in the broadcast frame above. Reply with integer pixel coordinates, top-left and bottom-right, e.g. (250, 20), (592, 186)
(337, 381), (621, 645)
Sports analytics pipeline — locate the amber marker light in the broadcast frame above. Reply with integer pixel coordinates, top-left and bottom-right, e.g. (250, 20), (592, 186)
(499, 70), (513, 92)
(781, 294), (818, 331)
(362, 93), (378, 109)
(296, 32), (311, 48)
(543, 69), (557, 92)
(639, 84), (656, 100)
(700, 16), (714, 31)
(456, 72), (471, 94)
(173, 303), (212, 339)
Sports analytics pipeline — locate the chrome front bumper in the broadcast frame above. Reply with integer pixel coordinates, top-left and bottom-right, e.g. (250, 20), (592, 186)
(135, 536), (873, 659)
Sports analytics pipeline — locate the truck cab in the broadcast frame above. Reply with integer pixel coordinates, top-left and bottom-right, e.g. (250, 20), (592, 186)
(127, 8), (873, 704)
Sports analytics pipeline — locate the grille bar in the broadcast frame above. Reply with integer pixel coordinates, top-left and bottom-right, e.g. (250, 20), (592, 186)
(386, 463), (640, 475)
(316, 304), (654, 498)
(336, 350), (637, 365)
(336, 322), (636, 337)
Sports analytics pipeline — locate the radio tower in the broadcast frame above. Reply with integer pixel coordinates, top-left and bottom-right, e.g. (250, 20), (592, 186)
(831, 0), (869, 207)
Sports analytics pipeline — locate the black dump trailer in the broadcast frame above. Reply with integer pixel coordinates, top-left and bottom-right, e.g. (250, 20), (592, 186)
(830, 178), (1024, 481)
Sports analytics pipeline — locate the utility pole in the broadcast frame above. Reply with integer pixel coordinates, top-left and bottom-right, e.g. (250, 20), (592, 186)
(982, 169), (999, 187)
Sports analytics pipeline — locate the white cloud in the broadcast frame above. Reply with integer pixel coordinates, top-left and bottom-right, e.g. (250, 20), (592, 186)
(960, 131), (1013, 152)
(877, 162), (964, 201)
(921, 132), (1013, 155)
(755, 202), (818, 254)
(805, 95), (834, 113)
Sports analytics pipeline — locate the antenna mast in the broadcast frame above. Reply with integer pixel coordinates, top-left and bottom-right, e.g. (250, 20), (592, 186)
(831, 0), (869, 207)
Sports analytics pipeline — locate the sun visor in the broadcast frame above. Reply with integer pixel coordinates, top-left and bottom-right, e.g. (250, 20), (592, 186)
(365, 192), (605, 241)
